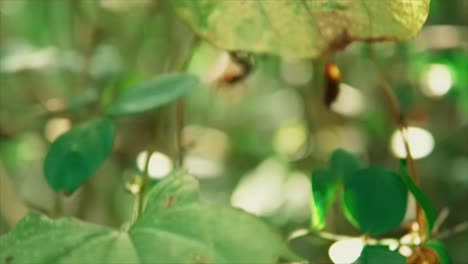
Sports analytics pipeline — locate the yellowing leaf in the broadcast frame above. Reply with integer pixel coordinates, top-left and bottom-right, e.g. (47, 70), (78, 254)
(171, 0), (430, 58)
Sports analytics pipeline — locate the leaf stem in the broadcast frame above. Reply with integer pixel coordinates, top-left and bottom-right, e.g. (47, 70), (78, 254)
(368, 44), (425, 239)
(53, 192), (63, 218)
(175, 99), (184, 168)
(434, 221), (468, 240)
(287, 229), (354, 242)
(136, 150), (152, 217)
(172, 37), (199, 169)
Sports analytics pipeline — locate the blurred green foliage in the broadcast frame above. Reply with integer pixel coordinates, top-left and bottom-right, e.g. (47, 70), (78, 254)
(0, 0), (467, 263)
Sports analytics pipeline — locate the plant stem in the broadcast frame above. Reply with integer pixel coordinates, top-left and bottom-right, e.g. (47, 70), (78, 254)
(368, 44), (425, 239)
(175, 99), (184, 168)
(171, 37), (199, 169)
(434, 221), (468, 240)
(136, 150), (152, 217)
(287, 229), (354, 242)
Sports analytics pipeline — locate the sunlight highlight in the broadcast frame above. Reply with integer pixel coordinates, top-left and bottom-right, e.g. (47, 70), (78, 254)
(231, 159), (287, 216)
(421, 64), (453, 98)
(390, 127), (434, 159)
(45, 118), (71, 142)
(280, 58), (313, 86)
(330, 83), (365, 117)
(184, 155), (223, 179)
(273, 120), (307, 157)
(328, 238), (364, 264)
(136, 151), (173, 179)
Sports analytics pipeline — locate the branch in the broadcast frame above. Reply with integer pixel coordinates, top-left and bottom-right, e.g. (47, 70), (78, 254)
(368, 44), (425, 239)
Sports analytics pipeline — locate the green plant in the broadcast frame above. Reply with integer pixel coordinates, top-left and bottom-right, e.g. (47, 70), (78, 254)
(0, 0), (463, 263)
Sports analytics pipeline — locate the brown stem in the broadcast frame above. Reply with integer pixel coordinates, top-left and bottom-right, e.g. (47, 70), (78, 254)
(368, 44), (425, 239)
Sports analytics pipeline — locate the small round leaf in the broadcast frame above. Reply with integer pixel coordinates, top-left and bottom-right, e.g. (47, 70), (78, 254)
(342, 166), (407, 235)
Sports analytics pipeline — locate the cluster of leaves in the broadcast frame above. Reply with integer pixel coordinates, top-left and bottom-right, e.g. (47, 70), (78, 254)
(45, 74), (198, 194)
(1, 0), (449, 263)
(310, 149), (450, 263)
(0, 70), (303, 263)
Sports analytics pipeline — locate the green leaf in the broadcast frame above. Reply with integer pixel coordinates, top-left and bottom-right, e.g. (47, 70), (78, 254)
(44, 118), (115, 193)
(426, 240), (452, 264)
(0, 173), (299, 263)
(355, 245), (405, 264)
(310, 169), (339, 230)
(399, 159), (437, 237)
(106, 74), (199, 117)
(171, 0), (430, 58)
(342, 166), (407, 235)
(330, 148), (363, 180)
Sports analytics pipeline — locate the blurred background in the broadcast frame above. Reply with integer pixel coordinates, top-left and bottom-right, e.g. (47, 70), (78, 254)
(0, 0), (466, 262)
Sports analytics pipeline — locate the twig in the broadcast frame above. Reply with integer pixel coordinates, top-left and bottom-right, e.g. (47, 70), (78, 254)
(434, 221), (468, 240)
(136, 150), (153, 217)
(172, 37), (199, 169)
(432, 207), (450, 236)
(175, 100), (184, 168)
(287, 228), (355, 242)
(368, 44), (425, 239)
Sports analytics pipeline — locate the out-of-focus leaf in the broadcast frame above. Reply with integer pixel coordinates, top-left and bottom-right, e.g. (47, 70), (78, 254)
(399, 159), (437, 238)
(330, 148), (363, 180)
(425, 240), (452, 264)
(342, 166), (407, 235)
(106, 74), (199, 116)
(44, 118), (115, 193)
(310, 169), (339, 230)
(355, 245), (405, 264)
(171, 0), (430, 58)
(0, 173), (300, 263)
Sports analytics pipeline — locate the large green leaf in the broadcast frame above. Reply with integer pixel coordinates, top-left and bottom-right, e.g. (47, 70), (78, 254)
(0, 173), (299, 263)
(106, 74), (199, 117)
(399, 159), (437, 238)
(342, 166), (407, 235)
(355, 245), (405, 264)
(44, 118), (115, 193)
(171, 0), (430, 58)
(310, 169), (339, 230)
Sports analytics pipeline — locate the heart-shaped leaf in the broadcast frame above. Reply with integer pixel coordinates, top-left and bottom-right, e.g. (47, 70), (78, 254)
(106, 74), (199, 117)
(171, 0), (430, 58)
(44, 118), (115, 193)
(0, 173), (299, 263)
(342, 166), (407, 235)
